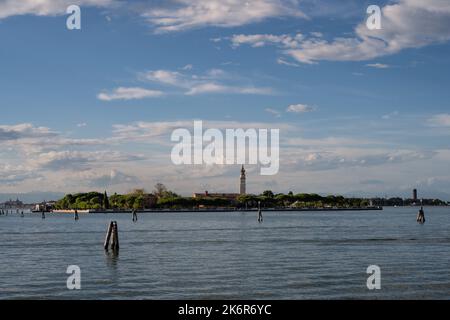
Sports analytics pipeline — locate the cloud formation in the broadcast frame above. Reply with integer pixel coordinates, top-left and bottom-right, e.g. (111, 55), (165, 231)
(31, 151), (145, 171)
(0, 164), (40, 185)
(0, 118), (449, 198)
(142, 0), (306, 33)
(229, 0), (450, 64)
(286, 104), (315, 113)
(97, 87), (164, 101)
(0, 0), (114, 19)
(0, 123), (56, 141)
(138, 68), (273, 96)
(366, 63), (390, 69)
(88, 169), (140, 188)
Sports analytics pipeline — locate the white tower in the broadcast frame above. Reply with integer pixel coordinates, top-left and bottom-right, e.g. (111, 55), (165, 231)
(240, 165), (246, 195)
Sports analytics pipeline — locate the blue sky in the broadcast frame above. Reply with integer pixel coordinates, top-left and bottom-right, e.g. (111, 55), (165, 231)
(1, 0), (450, 200)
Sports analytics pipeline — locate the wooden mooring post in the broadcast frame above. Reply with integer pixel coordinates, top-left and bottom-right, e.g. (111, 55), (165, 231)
(416, 206), (426, 224)
(104, 221), (119, 251)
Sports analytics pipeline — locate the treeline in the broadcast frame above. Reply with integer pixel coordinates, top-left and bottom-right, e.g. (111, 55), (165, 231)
(370, 197), (448, 206)
(54, 189), (160, 210)
(54, 186), (373, 210)
(237, 191), (370, 208)
(54, 185), (449, 210)
(55, 191), (110, 210)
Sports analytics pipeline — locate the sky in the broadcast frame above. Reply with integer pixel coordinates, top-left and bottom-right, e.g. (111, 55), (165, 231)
(0, 0), (450, 200)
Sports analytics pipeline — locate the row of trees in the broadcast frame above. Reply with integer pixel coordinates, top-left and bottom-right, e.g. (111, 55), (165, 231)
(54, 189), (160, 210)
(54, 191), (110, 210)
(370, 197), (447, 206)
(236, 191), (370, 209)
(54, 184), (374, 210)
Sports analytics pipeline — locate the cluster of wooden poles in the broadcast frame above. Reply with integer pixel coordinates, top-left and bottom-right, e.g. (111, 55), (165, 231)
(1, 206), (427, 254)
(0, 209), (24, 215)
(0, 209), (25, 217)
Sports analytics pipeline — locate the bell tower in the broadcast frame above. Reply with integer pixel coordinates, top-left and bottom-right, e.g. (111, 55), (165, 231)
(240, 165), (246, 195)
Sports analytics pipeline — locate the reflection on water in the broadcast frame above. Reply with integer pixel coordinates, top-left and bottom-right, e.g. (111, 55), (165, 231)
(0, 207), (449, 299)
(105, 249), (120, 269)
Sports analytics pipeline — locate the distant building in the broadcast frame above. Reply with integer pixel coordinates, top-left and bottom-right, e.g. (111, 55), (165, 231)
(193, 191), (240, 201)
(413, 189), (418, 201)
(34, 201), (56, 212)
(193, 166), (247, 200)
(240, 165), (246, 195)
(3, 198), (24, 208)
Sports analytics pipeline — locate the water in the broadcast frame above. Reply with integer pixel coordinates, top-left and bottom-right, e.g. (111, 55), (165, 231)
(0, 207), (449, 300)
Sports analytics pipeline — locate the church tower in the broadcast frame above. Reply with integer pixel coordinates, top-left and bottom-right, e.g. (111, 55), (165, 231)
(240, 165), (246, 195)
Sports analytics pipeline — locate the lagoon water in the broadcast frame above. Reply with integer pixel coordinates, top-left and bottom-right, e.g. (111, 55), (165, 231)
(0, 207), (449, 300)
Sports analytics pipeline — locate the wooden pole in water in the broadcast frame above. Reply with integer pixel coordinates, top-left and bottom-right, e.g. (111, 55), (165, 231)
(111, 221), (119, 250)
(104, 221), (113, 250)
(258, 201), (263, 223)
(104, 221), (119, 251)
(416, 206), (425, 224)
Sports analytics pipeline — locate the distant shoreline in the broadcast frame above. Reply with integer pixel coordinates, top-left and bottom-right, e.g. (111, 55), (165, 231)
(49, 207), (384, 214)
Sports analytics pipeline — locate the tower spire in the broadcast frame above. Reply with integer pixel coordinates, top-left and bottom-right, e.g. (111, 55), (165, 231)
(240, 165), (246, 195)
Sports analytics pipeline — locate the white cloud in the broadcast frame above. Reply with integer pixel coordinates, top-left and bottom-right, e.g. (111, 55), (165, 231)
(286, 104), (315, 113)
(141, 68), (273, 96)
(88, 169), (140, 187)
(277, 58), (300, 67)
(428, 114), (450, 127)
(0, 124), (110, 158)
(309, 31), (323, 38)
(0, 0), (115, 19)
(231, 33), (304, 48)
(142, 70), (187, 87)
(230, 0), (450, 64)
(142, 0), (306, 33)
(112, 120), (295, 142)
(0, 123), (56, 141)
(0, 164), (40, 185)
(187, 84), (272, 95)
(366, 63), (390, 69)
(182, 64), (193, 70)
(284, 149), (434, 172)
(265, 108), (282, 118)
(97, 87), (164, 101)
(288, 0), (450, 63)
(185, 83), (227, 95)
(31, 151), (145, 171)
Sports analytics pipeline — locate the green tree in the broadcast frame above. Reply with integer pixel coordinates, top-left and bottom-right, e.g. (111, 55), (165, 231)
(103, 191), (110, 209)
(262, 190), (274, 199)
